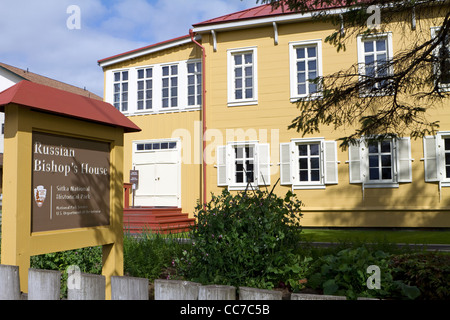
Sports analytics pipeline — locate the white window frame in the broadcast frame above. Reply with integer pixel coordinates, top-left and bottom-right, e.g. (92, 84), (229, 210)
(161, 63), (179, 109)
(357, 32), (394, 96)
(348, 136), (412, 189)
(136, 67), (153, 112)
(289, 39), (323, 102)
(105, 59), (202, 116)
(112, 70), (129, 113)
(187, 60), (202, 108)
(227, 47), (258, 107)
(423, 131), (450, 187)
(280, 138), (338, 190)
(431, 27), (450, 92)
(216, 141), (270, 190)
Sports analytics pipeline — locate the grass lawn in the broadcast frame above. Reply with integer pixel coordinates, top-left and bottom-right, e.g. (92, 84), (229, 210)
(300, 228), (450, 244)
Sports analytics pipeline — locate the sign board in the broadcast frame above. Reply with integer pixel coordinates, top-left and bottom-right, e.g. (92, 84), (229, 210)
(31, 132), (110, 232)
(130, 170), (139, 189)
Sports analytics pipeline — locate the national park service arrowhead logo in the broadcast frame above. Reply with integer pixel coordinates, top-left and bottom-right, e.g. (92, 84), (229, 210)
(34, 185), (47, 207)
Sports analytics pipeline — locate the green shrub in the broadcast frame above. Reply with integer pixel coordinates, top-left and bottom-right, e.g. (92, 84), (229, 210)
(124, 232), (188, 280)
(305, 246), (420, 300)
(390, 252), (450, 300)
(175, 187), (304, 289)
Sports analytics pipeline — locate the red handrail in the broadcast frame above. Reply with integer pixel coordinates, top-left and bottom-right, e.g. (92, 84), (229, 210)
(124, 183), (133, 209)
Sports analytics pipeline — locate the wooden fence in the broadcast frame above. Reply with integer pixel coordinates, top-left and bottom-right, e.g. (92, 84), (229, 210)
(1, 264), (378, 300)
(0, 264), (149, 300)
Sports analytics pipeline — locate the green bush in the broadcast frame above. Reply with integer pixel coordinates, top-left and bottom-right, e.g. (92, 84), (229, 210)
(175, 187), (304, 289)
(123, 232), (188, 280)
(390, 252), (450, 300)
(305, 246), (420, 300)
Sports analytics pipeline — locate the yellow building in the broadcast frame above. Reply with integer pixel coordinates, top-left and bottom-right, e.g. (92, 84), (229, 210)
(98, 3), (450, 228)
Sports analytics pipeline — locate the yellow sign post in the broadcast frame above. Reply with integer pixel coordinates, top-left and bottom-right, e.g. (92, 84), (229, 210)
(0, 81), (140, 299)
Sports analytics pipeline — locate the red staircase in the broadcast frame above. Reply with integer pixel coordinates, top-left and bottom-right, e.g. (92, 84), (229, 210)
(123, 183), (195, 234)
(123, 206), (195, 234)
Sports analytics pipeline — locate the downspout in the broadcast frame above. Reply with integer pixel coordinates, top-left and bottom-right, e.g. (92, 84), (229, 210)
(190, 29), (207, 206)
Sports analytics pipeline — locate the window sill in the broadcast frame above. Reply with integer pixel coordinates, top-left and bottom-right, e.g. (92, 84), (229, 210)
(228, 184), (259, 191)
(227, 100), (258, 107)
(364, 183), (399, 189)
(293, 184), (325, 190)
(290, 94), (322, 103)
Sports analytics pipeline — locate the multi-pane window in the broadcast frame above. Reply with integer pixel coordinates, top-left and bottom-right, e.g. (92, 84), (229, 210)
(444, 138), (450, 178)
(280, 139), (338, 189)
(368, 140), (393, 181)
(298, 143), (321, 182)
(358, 34), (393, 94)
(162, 65), (178, 108)
(349, 137), (412, 187)
(137, 68), (152, 111)
(233, 52), (254, 100)
(136, 141), (177, 151)
(431, 27), (450, 90)
(295, 46), (319, 96)
(289, 40), (322, 100)
(363, 38), (389, 90)
(113, 71), (128, 112)
(187, 62), (202, 106)
(217, 143), (270, 189)
(438, 35), (450, 87)
(234, 145), (255, 184)
(228, 48), (257, 106)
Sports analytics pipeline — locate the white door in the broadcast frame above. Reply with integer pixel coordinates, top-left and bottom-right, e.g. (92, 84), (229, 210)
(132, 140), (180, 207)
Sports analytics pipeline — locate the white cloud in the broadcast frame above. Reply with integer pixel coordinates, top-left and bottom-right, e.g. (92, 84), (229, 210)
(0, 0), (257, 97)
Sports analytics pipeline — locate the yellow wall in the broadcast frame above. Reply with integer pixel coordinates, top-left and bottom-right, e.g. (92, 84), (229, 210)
(124, 111), (202, 215)
(200, 15), (450, 227)
(104, 42), (203, 216)
(103, 11), (450, 227)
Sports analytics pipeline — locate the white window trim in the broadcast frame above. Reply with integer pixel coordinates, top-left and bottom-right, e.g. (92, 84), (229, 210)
(348, 136), (412, 189)
(228, 142), (258, 190)
(227, 46), (258, 107)
(356, 32), (394, 97)
(105, 59), (202, 116)
(111, 69), (130, 115)
(280, 138), (339, 190)
(136, 66), (154, 113)
(186, 59), (203, 109)
(424, 131), (450, 187)
(216, 141), (270, 191)
(431, 27), (450, 92)
(289, 39), (323, 102)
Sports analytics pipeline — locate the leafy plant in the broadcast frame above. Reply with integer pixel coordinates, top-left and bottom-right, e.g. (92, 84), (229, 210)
(123, 232), (188, 280)
(175, 185), (304, 289)
(390, 252), (450, 300)
(305, 246), (420, 300)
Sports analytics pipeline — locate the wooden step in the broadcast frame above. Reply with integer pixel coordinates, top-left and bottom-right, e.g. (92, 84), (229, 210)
(122, 206), (195, 234)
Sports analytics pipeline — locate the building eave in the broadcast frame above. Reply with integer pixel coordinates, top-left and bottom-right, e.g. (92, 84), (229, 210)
(98, 35), (198, 68)
(192, 7), (348, 34)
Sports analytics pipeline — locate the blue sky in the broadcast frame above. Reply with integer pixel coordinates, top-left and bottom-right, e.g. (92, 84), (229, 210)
(0, 0), (257, 97)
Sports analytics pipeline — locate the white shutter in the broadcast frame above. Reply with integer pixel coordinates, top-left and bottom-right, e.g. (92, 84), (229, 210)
(423, 136), (438, 182)
(280, 143), (292, 185)
(348, 140), (363, 183)
(397, 137), (412, 183)
(323, 140), (338, 184)
(217, 146), (228, 186)
(257, 143), (271, 186)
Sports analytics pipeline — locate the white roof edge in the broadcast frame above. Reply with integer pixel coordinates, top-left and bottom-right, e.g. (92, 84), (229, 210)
(192, 8), (348, 33)
(98, 36), (198, 68)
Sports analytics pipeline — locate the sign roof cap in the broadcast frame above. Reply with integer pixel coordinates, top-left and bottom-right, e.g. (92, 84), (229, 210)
(0, 80), (141, 133)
